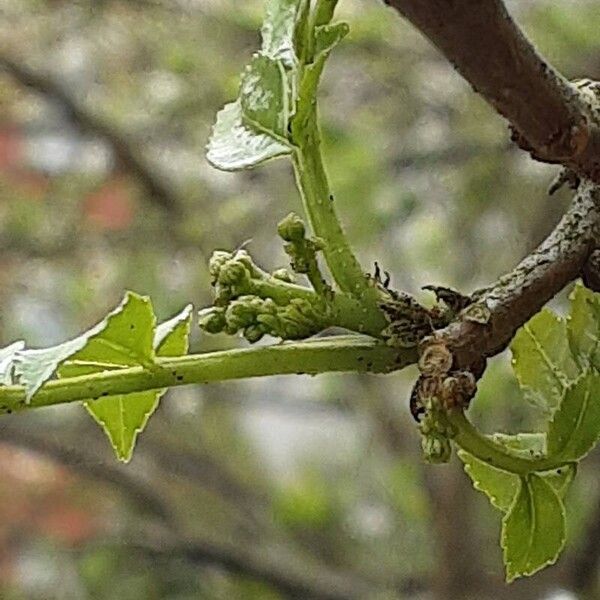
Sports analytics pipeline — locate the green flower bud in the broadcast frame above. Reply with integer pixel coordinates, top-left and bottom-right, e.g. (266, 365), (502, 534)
(225, 298), (258, 330)
(218, 259), (250, 287)
(198, 307), (226, 334)
(422, 434), (452, 464)
(208, 250), (233, 282)
(243, 324), (265, 343)
(256, 313), (282, 334)
(277, 212), (306, 242)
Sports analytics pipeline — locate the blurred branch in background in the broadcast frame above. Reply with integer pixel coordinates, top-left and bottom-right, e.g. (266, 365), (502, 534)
(0, 53), (181, 216)
(0, 420), (401, 600)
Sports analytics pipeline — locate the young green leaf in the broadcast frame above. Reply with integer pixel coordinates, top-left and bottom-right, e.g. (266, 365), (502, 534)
(61, 302), (192, 462)
(547, 372), (600, 462)
(240, 54), (290, 138)
(206, 100), (292, 171)
(261, 0), (301, 67)
(502, 474), (566, 582)
(510, 309), (580, 411)
(458, 449), (519, 512)
(567, 283), (600, 370)
(13, 293), (152, 401)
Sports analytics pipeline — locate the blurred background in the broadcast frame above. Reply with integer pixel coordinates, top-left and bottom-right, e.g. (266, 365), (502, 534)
(0, 0), (599, 598)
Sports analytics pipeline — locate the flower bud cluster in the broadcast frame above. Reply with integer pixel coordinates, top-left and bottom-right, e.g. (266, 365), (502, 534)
(200, 245), (330, 343)
(199, 296), (327, 343)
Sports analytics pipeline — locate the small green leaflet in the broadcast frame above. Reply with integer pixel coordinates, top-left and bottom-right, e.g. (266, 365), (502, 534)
(206, 0), (347, 172)
(207, 0), (302, 171)
(502, 475), (566, 582)
(59, 297), (192, 462)
(458, 450), (519, 512)
(567, 283), (600, 370)
(458, 283), (598, 581)
(510, 308), (580, 412)
(0, 293), (193, 461)
(261, 0), (300, 67)
(547, 372), (600, 462)
(240, 54), (290, 139)
(13, 293), (153, 401)
(207, 101), (292, 171)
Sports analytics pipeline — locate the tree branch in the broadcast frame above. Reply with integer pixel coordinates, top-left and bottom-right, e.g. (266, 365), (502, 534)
(439, 180), (600, 367)
(0, 53), (181, 215)
(382, 0), (600, 182)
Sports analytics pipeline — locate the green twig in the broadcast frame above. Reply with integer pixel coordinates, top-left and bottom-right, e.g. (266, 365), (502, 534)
(0, 337), (413, 415)
(448, 410), (574, 475)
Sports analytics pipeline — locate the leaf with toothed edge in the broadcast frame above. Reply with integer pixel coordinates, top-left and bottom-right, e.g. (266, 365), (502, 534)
(502, 474), (566, 582)
(510, 309), (580, 412)
(567, 283), (600, 371)
(547, 372), (600, 463)
(13, 293), (152, 401)
(59, 302), (192, 462)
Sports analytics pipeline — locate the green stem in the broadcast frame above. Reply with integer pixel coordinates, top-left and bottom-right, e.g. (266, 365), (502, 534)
(448, 410), (573, 475)
(0, 337), (412, 414)
(250, 273), (388, 336)
(291, 117), (377, 303)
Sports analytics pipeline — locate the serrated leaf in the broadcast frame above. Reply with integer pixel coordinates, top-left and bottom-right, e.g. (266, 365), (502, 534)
(510, 309), (580, 411)
(568, 283), (600, 370)
(458, 450), (519, 512)
(314, 22), (349, 58)
(294, 21), (349, 127)
(155, 304), (193, 354)
(0, 341), (24, 386)
(542, 464), (576, 499)
(240, 54), (289, 138)
(502, 474), (565, 582)
(59, 292), (155, 375)
(14, 293), (151, 401)
(547, 372), (600, 462)
(207, 100), (292, 171)
(80, 304), (192, 462)
(261, 0), (300, 67)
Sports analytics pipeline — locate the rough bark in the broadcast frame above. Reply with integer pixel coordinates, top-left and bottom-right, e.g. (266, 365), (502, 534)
(440, 180), (600, 367)
(383, 0), (600, 183)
